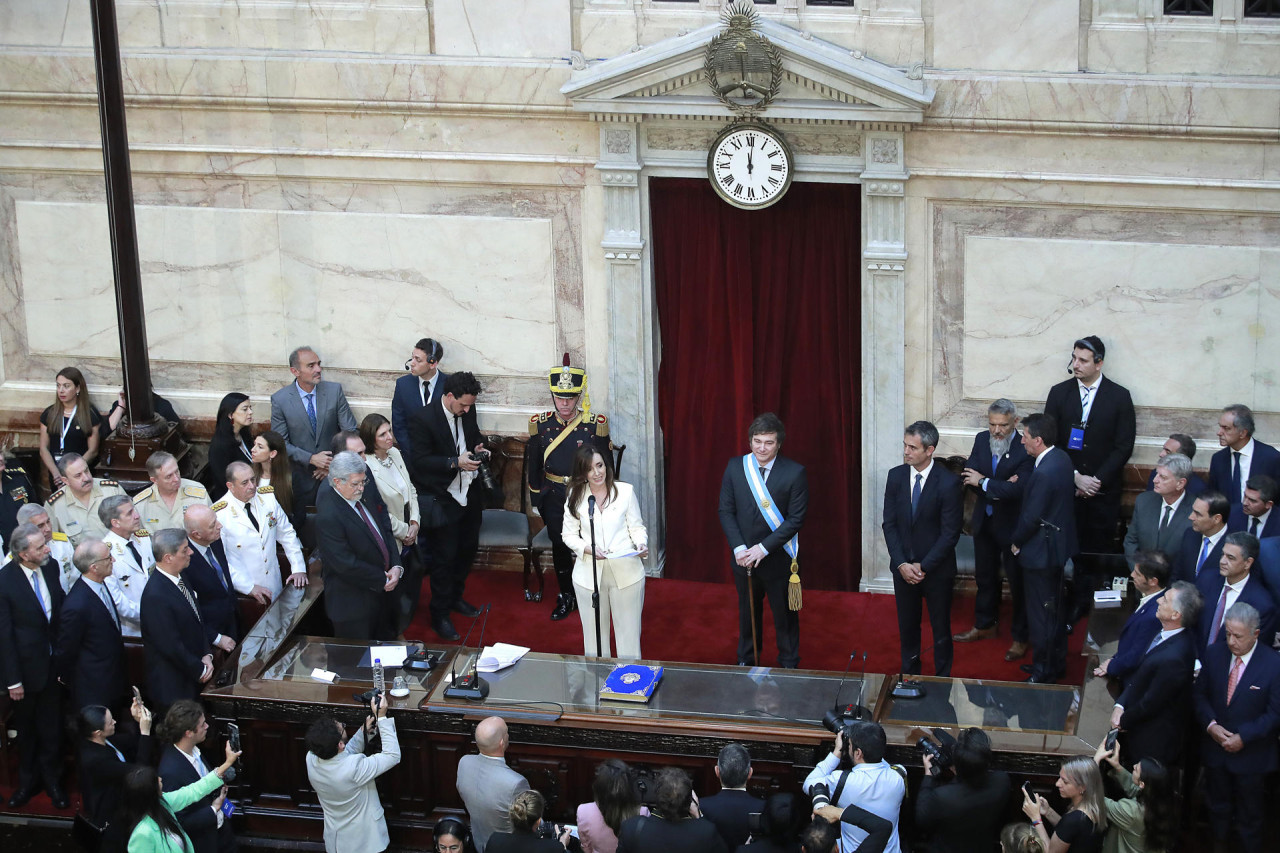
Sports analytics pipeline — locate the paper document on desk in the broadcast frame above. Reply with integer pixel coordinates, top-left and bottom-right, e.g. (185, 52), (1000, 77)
(478, 643), (530, 672)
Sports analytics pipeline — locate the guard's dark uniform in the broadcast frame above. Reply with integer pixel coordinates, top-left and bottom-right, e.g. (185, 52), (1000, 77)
(0, 465), (34, 546)
(528, 356), (615, 620)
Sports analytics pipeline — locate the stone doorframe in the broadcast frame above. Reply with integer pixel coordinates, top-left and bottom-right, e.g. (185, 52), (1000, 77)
(563, 20), (934, 591)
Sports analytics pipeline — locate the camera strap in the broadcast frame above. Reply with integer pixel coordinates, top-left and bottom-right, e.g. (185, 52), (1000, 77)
(831, 769), (852, 804)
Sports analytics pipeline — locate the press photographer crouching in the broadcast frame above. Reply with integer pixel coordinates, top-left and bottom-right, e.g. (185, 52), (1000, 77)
(914, 727), (1012, 853)
(487, 789), (582, 853)
(803, 721), (906, 853)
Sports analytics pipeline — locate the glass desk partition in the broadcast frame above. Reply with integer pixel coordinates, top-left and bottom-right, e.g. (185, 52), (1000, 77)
(879, 677), (1081, 735)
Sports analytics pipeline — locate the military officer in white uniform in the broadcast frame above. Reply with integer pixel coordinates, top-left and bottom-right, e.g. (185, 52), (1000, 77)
(132, 450), (211, 532)
(99, 494), (154, 637)
(215, 461), (306, 603)
(14, 503), (76, 592)
(46, 453), (125, 546)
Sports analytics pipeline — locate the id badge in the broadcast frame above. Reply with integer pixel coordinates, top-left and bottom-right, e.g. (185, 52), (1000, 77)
(1068, 425), (1085, 450)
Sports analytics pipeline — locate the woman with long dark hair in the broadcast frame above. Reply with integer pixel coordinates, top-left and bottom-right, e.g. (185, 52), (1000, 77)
(207, 393), (254, 498)
(361, 413), (421, 635)
(250, 430), (295, 521)
(560, 446), (648, 659)
(1094, 743), (1176, 853)
(38, 367), (102, 486)
(78, 698), (154, 830)
(118, 738), (239, 853)
(576, 759), (647, 853)
(1022, 755), (1107, 853)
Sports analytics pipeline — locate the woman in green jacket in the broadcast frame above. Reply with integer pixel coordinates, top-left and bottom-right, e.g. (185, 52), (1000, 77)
(120, 738), (240, 853)
(1092, 743), (1177, 853)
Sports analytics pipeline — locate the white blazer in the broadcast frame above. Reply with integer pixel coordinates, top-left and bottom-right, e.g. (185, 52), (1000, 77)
(561, 481), (647, 590)
(305, 717), (401, 853)
(367, 447), (420, 544)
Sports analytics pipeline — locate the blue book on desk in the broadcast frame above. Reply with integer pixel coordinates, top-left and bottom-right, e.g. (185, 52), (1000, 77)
(600, 664), (663, 703)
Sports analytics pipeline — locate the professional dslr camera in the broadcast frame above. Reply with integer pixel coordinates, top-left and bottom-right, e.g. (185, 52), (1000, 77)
(916, 727), (958, 777)
(472, 447), (503, 504)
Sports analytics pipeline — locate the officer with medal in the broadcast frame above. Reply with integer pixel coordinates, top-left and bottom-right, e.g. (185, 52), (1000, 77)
(131, 450), (211, 532)
(214, 460), (307, 604)
(0, 454), (34, 546)
(528, 354), (614, 621)
(45, 452), (126, 546)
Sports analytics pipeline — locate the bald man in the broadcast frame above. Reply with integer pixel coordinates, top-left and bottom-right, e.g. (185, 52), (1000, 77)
(455, 716), (531, 852)
(183, 505), (239, 645)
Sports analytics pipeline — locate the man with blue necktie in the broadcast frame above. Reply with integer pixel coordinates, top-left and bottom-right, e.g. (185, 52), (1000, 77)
(183, 505), (240, 645)
(1173, 492), (1231, 586)
(56, 538), (129, 714)
(270, 345), (358, 511)
(1094, 550), (1169, 686)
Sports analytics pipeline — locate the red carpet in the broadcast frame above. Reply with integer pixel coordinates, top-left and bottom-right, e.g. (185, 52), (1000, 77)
(409, 570), (1089, 683)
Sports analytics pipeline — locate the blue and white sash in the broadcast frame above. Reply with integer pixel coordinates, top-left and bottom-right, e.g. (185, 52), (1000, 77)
(743, 455), (799, 560)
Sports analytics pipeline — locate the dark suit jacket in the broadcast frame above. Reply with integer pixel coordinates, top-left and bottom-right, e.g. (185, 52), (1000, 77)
(1227, 506), (1280, 539)
(1123, 490), (1194, 567)
(1145, 467), (1207, 497)
(140, 571), (208, 709)
(718, 455), (809, 577)
(914, 770), (1012, 853)
(1116, 629), (1196, 767)
(617, 814), (729, 853)
(1194, 640), (1280, 773)
(964, 431), (1031, 545)
(1107, 589), (1165, 683)
(0, 467), (35, 546)
(184, 540), (239, 644)
(1195, 573), (1277, 656)
(1011, 448), (1078, 569)
(1259, 537), (1280, 605)
(0, 558), (65, 692)
(407, 396), (485, 521)
(314, 486), (398, 626)
(1209, 440), (1280, 505)
(56, 578), (127, 709)
(391, 370), (449, 459)
(486, 833), (572, 853)
(1044, 375), (1136, 500)
(1173, 527), (1226, 586)
(269, 379), (357, 476)
(158, 743), (223, 853)
(882, 463), (963, 578)
(80, 734), (154, 827)
(700, 788), (764, 851)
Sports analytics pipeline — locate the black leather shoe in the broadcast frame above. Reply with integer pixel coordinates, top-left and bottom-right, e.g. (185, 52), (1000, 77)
(550, 593), (578, 621)
(47, 784), (69, 810)
(7, 784), (40, 809)
(1025, 674), (1056, 684)
(432, 617), (460, 642)
(1020, 663), (1034, 674)
(452, 599), (481, 618)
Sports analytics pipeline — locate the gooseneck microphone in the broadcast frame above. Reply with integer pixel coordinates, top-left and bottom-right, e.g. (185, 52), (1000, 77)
(444, 605), (491, 700)
(822, 650), (869, 732)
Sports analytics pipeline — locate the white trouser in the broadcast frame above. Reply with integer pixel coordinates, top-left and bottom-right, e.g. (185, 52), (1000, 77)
(574, 562), (644, 659)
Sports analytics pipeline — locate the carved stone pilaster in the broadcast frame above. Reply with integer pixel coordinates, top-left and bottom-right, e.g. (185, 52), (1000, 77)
(596, 125), (664, 574)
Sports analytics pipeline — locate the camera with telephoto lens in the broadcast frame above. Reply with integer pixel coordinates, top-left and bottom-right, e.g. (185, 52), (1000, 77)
(917, 727), (958, 777)
(810, 782), (832, 809)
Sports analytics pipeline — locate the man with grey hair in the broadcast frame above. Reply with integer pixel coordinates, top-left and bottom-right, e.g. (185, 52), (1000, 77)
(314, 452), (403, 640)
(1125, 452), (1195, 568)
(1210, 403), (1280, 507)
(45, 452), (125, 545)
(270, 345), (357, 511)
(141, 528), (213, 710)
(1194, 599), (1280, 853)
(100, 494), (153, 637)
(132, 450), (210, 532)
(957, 399), (1033, 655)
(700, 743), (763, 851)
(1144, 433), (1206, 497)
(16, 502), (75, 592)
(214, 460), (306, 603)
(55, 538), (128, 713)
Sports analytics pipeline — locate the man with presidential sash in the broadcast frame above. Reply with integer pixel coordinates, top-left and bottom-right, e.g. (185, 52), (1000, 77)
(528, 354), (614, 621)
(718, 413), (809, 668)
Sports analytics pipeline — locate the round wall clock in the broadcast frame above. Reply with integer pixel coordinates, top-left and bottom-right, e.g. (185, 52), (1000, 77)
(707, 122), (794, 210)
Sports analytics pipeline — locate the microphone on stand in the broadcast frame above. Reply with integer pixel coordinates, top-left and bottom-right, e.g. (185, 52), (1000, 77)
(822, 650), (870, 732)
(588, 495), (603, 658)
(444, 605), (491, 700)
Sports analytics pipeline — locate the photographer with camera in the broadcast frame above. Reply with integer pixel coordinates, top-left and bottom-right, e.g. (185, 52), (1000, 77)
(914, 728), (1012, 853)
(803, 721), (906, 853)
(305, 692), (401, 853)
(487, 789), (582, 853)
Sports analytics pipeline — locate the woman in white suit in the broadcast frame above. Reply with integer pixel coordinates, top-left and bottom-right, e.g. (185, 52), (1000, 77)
(561, 446), (648, 659)
(360, 413), (421, 635)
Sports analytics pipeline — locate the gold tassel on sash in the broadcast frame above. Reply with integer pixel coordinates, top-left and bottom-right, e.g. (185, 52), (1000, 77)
(788, 559), (802, 611)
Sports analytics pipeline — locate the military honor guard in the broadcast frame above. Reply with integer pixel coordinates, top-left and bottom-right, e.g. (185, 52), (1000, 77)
(45, 453), (125, 546)
(131, 450), (211, 532)
(215, 461), (306, 603)
(527, 355), (614, 620)
(100, 495), (155, 638)
(0, 454), (34, 546)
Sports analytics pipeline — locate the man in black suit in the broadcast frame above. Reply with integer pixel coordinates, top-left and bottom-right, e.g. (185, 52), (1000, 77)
(617, 767), (729, 853)
(699, 743), (764, 851)
(1196, 532), (1277, 657)
(1011, 413), (1078, 683)
(1209, 403), (1280, 507)
(882, 420), (962, 676)
(1227, 475), (1279, 539)
(140, 528), (214, 712)
(158, 700), (237, 853)
(1043, 335), (1135, 626)
(391, 337), (447, 460)
(408, 371), (486, 641)
(1193, 601), (1280, 853)
(314, 451), (403, 640)
(1143, 433), (1207, 496)
(914, 728), (1012, 853)
(183, 505), (240, 645)
(0, 523), (68, 808)
(958, 399), (1033, 657)
(1110, 580), (1201, 768)
(56, 538), (128, 713)
(1124, 452), (1195, 568)
(718, 412), (808, 668)
(1173, 491), (1231, 585)
(1094, 550), (1168, 686)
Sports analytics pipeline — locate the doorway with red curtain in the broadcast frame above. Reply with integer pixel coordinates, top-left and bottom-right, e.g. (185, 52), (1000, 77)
(652, 177), (861, 591)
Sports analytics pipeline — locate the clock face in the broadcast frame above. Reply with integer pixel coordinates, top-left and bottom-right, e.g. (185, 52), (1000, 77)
(707, 123), (793, 210)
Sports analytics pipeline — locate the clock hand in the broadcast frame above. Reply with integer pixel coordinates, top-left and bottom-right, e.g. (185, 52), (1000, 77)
(747, 147), (754, 174)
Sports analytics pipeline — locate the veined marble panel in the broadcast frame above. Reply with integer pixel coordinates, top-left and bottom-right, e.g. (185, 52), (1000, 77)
(434, 0), (572, 59)
(932, 0), (1078, 73)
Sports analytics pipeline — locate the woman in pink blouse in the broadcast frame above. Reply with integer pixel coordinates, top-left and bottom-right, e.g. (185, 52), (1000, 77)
(575, 759), (648, 853)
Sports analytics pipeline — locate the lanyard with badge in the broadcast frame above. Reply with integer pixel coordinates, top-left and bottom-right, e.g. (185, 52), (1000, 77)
(57, 404), (77, 457)
(1069, 386), (1092, 451)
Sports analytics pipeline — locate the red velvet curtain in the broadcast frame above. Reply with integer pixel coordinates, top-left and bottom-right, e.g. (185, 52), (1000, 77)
(652, 177), (861, 590)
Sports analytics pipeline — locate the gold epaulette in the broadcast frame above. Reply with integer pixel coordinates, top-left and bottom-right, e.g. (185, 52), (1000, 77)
(528, 414), (540, 437)
(133, 485), (156, 502)
(257, 485), (274, 494)
(100, 479), (119, 487)
(211, 500), (228, 512)
(51, 531), (69, 542)
(183, 484), (207, 498)
(48, 487), (66, 502)
(9, 465), (24, 474)
(595, 414), (610, 438)
(135, 528), (151, 538)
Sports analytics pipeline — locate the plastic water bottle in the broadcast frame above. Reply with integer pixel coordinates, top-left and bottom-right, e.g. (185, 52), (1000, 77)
(372, 658), (385, 694)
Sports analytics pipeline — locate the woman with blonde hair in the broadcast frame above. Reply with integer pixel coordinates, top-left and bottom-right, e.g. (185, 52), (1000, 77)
(1022, 756), (1107, 853)
(38, 366), (102, 485)
(1000, 822), (1045, 853)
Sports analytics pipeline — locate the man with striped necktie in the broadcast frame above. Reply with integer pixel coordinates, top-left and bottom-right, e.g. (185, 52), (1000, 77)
(141, 528), (215, 713)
